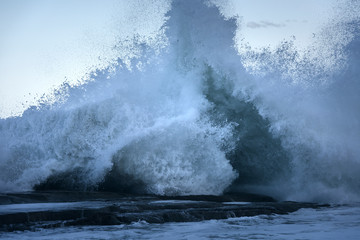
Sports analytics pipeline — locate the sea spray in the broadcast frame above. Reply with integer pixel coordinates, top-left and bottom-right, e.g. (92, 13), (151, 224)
(0, 0), (359, 202)
(0, 0), (241, 195)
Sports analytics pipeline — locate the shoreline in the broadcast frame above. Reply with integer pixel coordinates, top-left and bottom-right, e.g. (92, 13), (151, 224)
(0, 191), (329, 232)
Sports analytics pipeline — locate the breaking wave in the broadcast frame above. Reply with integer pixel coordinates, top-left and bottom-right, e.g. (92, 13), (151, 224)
(0, 0), (359, 202)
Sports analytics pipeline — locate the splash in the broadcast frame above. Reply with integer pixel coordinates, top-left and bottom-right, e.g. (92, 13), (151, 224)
(0, 0), (359, 202)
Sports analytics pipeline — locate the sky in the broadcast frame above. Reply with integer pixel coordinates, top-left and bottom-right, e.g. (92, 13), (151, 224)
(0, 0), (337, 118)
(221, 0), (336, 50)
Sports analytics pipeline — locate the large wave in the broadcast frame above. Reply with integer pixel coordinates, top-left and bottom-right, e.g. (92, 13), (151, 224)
(0, 0), (359, 202)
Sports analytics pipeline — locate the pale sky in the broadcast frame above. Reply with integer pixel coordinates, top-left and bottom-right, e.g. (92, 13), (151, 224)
(222, 0), (336, 50)
(0, 0), (337, 118)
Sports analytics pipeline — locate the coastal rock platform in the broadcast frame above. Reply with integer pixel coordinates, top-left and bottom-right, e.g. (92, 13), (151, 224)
(0, 191), (329, 232)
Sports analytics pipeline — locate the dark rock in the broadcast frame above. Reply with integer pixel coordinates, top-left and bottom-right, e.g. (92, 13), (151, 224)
(0, 191), (330, 232)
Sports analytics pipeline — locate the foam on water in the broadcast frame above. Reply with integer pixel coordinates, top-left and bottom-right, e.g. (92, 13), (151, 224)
(1, 205), (360, 239)
(0, 0), (359, 202)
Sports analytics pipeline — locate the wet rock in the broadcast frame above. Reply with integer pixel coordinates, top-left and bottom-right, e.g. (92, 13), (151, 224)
(0, 191), (329, 232)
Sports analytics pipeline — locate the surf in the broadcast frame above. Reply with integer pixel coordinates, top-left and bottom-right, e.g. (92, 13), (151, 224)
(0, 0), (359, 203)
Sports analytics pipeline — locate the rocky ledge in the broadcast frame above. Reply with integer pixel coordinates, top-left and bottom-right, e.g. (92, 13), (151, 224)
(0, 191), (329, 232)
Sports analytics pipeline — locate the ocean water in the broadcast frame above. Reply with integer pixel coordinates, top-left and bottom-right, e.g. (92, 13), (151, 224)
(0, 0), (360, 238)
(1, 204), (360, 240)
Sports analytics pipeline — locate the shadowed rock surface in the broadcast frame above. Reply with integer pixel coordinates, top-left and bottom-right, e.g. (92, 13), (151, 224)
(0, 191), (329, 232)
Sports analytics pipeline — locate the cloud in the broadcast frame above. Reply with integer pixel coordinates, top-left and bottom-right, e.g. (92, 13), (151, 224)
(286, 19), (298, 23)
(246, 21), (286, 29)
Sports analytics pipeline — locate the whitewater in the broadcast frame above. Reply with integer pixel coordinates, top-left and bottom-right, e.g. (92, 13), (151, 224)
(1, 0), (360, 239)
(1, 204), (360, 240)
(0, 0), (360, 202)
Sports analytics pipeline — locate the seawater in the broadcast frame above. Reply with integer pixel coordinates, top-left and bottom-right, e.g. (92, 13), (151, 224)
(0, 0), (359, 203)
(1, 205), (359, 240)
